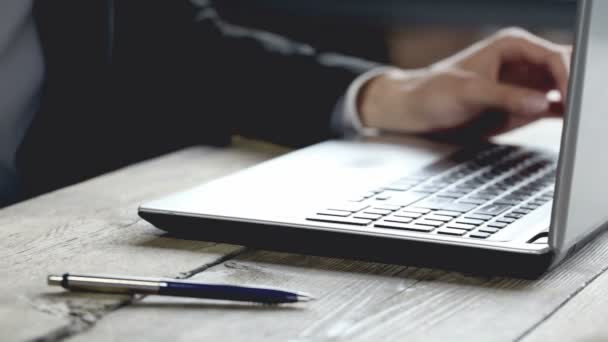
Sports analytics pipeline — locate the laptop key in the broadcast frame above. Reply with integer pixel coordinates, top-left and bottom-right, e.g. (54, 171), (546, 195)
(385, 191), (429, 206)
(375, 193), (392, 201)
(354, 213), (383, 220)
(394, 212), (423, 219)
(415, 198), (477, 213)
(530, 200), (548, 206)
(364, 208), (393, 216)
(434, 210), (462, 217)
(479, 227), (500, 234)
(326, 202), (369, 213)
(401, 207), (431, 214)
(488, 222), (508, 229)
(453, 186), (476, 193)
(446, 223), (476, 231)
(416, 219), (444, 227)
(494, 199), (521, 206)
(384, 217), (414, 224)
(476, 204), (512, 216)
(437, 228), (467, 236)
(425, 214), (453, 222)
(470, 232), (491, 239)
(459, 198), (487, 205)
(470, 195), (493, 201)
(512, 209), (532, 215)
(464, 213), (493, 221)
(504, 195), (526, 202)
(374, 222), (434, 232)
(307, 215), (371, 226)
(441, 202), (478, 213)
(418, 185), (443, 193)
(413, 197), (454, 210)
(456, 218), (484, 226)
(414, 189), (436, 195)
(372, 204), (402, 211)
(317, 210), (351, 217)
(505, 213), (525, 219)
(437, 193), (460, 199)
(348, 197), (366, 202)
(496, 217), (517, 223)
(382, 184), (414, 192)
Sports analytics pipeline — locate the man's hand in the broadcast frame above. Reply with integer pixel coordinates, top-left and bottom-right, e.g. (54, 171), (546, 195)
(359, 28), (571, 139)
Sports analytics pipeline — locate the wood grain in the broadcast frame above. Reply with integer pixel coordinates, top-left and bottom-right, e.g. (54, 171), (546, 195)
(522, 263), (608, 342)
(0, 140), (285, 341)
(71, 229), (608, 342)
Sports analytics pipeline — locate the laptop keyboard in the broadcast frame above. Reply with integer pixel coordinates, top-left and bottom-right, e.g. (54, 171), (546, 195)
(306, 145), (556, 240)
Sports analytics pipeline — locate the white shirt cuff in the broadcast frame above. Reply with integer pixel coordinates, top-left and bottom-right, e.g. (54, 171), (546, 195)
(341, 66), (397, 137)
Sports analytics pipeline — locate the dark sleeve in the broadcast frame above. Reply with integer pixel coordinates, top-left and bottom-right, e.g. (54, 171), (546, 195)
(186, 1), (380, 147)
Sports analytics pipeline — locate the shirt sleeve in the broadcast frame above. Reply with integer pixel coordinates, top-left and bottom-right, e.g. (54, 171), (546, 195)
(332, 67), (397, 137)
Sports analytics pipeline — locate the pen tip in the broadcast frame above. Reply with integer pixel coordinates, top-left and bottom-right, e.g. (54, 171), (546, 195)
(296, 293), (316, 302)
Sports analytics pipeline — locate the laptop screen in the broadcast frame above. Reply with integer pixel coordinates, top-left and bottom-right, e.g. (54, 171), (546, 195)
(552, 0), (608, 252)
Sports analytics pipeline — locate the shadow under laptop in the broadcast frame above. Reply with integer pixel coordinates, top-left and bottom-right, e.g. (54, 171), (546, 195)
(137, 231), (537, 292)
(150, 212), (554, 276)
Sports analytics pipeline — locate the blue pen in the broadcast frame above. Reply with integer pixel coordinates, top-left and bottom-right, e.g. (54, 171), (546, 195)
(48, 273), (315, 304)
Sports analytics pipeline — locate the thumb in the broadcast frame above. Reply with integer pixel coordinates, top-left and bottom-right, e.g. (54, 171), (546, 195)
(465, 79), (551, 117)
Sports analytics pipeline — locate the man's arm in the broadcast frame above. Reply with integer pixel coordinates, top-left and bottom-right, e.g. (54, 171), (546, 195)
(188, 2), (380, 146)
(130, 2), (571, 147)
(186, 5), (571, 144)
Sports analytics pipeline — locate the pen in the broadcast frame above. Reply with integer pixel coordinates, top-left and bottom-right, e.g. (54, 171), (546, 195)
(47, 273), (315, 304)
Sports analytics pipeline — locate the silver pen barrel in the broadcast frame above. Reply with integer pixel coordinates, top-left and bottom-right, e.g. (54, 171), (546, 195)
(48, 274), (165, 295)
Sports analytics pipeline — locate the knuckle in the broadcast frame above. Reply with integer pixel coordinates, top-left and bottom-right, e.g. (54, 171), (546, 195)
(492, 27), (531, 46)
(496, 27), (530, 39)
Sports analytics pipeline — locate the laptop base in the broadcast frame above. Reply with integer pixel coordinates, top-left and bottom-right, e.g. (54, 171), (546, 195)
(140, 211), (554, 279)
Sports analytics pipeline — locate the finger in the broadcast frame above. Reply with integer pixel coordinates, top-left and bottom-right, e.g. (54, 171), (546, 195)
(492, 28), (571, 97)
(463, 78), (553, 118)
(546, 90), (566, 116)
(497, 32), (570, 96)
(500, 61), (559, 92)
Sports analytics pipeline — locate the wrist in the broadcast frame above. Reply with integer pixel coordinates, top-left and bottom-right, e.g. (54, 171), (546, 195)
(343, 67), (396, 137)
(358, 68), (431, 134)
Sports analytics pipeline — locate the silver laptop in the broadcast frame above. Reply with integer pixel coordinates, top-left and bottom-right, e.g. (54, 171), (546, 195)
(139, 0), (608, 278)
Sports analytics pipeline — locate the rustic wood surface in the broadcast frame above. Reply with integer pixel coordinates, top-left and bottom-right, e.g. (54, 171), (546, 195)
(3, 120), (606, 342)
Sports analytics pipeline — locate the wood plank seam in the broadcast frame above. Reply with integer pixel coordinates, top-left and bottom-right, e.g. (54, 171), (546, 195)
(26, 294), (136, 342)
(513, 260), (608, 341)
(27, 246), (249, 342)
(173, 247), (249, 280)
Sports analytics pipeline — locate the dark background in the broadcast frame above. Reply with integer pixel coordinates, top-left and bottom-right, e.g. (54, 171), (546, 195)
(216, 0), (578, 67)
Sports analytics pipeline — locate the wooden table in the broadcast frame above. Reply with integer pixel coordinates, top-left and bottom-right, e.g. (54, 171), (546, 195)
(3, 119), (607, 342)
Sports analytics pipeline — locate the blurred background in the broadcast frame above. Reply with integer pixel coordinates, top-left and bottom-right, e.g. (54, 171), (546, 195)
(216, 0), (577, 68)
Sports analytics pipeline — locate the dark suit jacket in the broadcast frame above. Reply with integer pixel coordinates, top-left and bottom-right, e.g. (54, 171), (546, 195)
(16, 0), (376, 200)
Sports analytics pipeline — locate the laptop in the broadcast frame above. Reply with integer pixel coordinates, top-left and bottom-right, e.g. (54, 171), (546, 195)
(139, 0), (608, 278)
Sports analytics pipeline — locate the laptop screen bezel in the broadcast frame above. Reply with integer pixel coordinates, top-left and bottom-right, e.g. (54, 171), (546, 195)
(549, 0), (606, 260)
